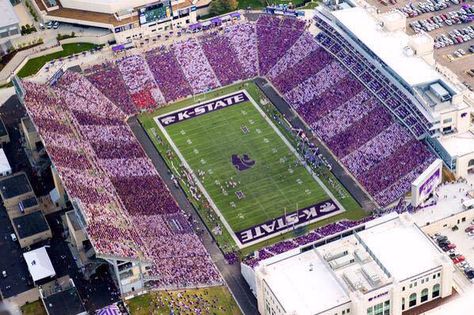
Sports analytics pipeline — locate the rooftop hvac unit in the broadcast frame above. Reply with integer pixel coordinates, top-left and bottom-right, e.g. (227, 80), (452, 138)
(324, 250), (349, 262)
(343, 272), (365, 292)
(328, 255), (355, 270)
(354, 249), (371, 263)
(362, 265), (381, 285)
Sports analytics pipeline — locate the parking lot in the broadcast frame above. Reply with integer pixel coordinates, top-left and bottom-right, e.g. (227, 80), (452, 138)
(429, 219), (474, 286)
(365, 0), (474, 88)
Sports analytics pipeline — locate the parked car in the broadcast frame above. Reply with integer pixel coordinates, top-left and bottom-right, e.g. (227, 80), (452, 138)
(464, 268), (474, 279)
(453, 255), (465, 264)
(465, 225), (474, 232)
(2, 271), (6, 278)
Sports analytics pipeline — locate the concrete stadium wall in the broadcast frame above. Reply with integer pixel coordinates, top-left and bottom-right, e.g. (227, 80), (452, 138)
(59, 33), (114, 46)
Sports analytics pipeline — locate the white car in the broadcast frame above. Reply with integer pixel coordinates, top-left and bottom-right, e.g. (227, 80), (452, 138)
(2, 271), (6, 278)
(10, 233), (16, 242)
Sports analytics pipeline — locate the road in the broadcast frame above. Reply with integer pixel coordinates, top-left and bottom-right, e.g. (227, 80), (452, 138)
(128, 117), (258, 315)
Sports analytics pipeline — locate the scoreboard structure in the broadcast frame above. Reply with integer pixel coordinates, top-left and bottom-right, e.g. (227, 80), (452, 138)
(139, 0), (172, 25)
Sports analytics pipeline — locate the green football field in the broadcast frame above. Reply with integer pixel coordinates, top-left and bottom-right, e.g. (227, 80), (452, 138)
(158, 92), (338, 238)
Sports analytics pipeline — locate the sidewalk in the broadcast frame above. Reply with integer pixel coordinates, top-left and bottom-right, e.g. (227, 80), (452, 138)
(5, 287), (40, 308)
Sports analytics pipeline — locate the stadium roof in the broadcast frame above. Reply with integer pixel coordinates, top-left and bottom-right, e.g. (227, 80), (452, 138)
(438, 131), (474, 158)
(23, 247), (56, 282)
(332, 7), (441, 87)
(0, 0), (20, 28)
(358, 215), (444, 281)
(262, 249), (350, 315)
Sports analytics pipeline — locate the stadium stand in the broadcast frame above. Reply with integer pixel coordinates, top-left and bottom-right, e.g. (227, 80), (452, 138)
(21, 14), (438, 281)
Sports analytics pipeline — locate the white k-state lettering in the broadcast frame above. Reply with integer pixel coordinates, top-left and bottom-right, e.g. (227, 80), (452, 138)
(233, 93), (245, 103)
(194, 105), (207, 115)
(177, 110), (191, 121)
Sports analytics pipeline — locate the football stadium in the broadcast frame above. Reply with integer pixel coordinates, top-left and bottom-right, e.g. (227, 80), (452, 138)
(151, 89), (344, 247)
(13, 0), (474, 308)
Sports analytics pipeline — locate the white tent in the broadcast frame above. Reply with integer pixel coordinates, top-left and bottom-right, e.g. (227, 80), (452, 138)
(23, 246), (56, 282)
(0, 148), (11, 177)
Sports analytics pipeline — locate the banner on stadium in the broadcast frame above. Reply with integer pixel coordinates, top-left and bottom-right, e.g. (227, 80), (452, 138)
(236, 200), (340, 244)
(157, 92), (249, 126)
(411, 159), (443, 207)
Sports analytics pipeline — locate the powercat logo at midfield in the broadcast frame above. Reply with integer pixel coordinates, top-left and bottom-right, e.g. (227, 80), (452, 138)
(158, 92), (249, 126)
(236, 200), (340, 244)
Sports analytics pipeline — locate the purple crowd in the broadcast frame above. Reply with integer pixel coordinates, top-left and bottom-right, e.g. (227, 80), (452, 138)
(22, 75), (221, 289)
(22, 14), (439, 273)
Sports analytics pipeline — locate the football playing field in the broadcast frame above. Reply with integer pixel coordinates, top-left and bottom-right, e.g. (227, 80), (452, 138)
(155, 91), (344, 247)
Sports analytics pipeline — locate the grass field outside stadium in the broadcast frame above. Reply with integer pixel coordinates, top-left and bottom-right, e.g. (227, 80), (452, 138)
(139, 81), (366, 254)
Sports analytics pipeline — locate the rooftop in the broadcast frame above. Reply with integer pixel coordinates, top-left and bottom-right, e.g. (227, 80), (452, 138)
(39, 1), (138, 27)
(0, 173), (34, 199)
(332, 7), (441, 87)
(318, 235), (391, 293)
(358, 215), (444, 281)
(22, 117), (37, 134)
(13, 211), (50, 239)
(20, 196), (39, 209)
(43, 286), (86, 315)
(438, 131), (474, 158)
(262, 249), (350, 315)
(0, 0), (20, 28)
(23, 246), (55, 282)
(66, 210), (82, 231)
(0, 148), (11, 174)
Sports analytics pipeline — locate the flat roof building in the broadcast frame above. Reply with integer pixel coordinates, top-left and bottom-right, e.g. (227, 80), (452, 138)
(43, 287), (87, 315)
(0, 172), (35, 209)
(246, 214), (454, 315)
(23, 246), (56, 283)
(40, 278), (87, 315)
(12, 210), (52, 248)
(30, 0), (203, 44)
(0, 0), (20, 55)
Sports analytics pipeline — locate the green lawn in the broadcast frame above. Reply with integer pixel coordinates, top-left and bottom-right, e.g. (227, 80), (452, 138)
(163, 97), (330, 233)
(301, 0), (319, 8)
(127, 286), (241, 315)
(139, 81), (366, 254)
(238, 0), (265, 9)
(17, 43), (98, 78)
(21, 300), (47, 315)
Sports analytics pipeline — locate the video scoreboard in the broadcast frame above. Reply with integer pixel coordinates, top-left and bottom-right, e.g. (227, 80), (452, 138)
(139, 0), (172, 25)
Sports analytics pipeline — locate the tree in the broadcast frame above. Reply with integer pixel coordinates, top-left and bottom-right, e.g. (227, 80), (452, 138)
(209, 0), (238, 16)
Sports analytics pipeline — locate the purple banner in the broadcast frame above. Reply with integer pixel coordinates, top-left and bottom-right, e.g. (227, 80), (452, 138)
(158, 92), (249, 126)
(419, 168), (441, 200)
(236, 200), (340, 244)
